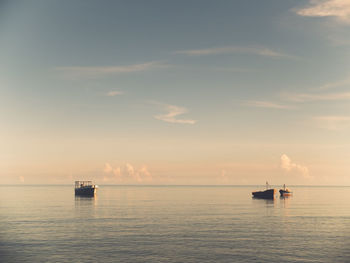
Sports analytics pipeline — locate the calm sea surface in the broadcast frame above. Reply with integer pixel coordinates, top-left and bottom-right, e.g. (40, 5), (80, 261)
(0, 185), (349, 262)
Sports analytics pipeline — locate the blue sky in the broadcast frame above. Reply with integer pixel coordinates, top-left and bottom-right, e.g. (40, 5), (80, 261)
(1, 0), (350, 184)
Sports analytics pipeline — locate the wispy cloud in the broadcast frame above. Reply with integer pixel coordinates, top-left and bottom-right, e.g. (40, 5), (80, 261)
(175, 46), (294, 59)
(243, 100), (293, 109)
(212, 67), (253, 73)
(314, 115), (350, 130)
(167, 65), (253, 73)
(280, 154), (310, 178)
(56, 61), (168, 78)
(154, 104), (197, 124)
(317, 78), (350, 90)
(106, 90), (123, 97)
(282, 91), (350, 102)
(296, 0), (350, 24)
(327, 34), (350, 46)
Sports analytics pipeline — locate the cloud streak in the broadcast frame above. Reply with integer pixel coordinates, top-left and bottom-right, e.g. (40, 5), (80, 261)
(175, 46), (294, 59)
(282, 91), (350, 102)
(106, 90), (123, 97)
(154, 104), (196, 124)
(243, 100), (293, 109)
(56, 61), (168, 78)
(318, 78), (350, 90)
(296, 0), (350, 24)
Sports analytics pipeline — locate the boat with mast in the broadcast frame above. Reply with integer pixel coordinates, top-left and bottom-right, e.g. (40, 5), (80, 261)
(252, 182), (276, 199)
(279, 184), (292, 196)
(75, 181), (97, 197)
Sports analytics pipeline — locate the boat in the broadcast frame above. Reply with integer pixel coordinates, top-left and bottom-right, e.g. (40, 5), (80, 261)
(252, 182), (276, 199)
(279, 184), (292, 196)
(75, 181), (97, 196)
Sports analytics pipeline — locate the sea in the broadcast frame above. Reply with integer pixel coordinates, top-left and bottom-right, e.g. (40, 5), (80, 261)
(0, 185), (349, 263)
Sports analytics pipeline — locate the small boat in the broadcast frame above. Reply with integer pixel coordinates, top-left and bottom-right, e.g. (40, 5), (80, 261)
(279, 184), (292, 196)
(75, 181), (97, 196)
(252, 182), (276, 199)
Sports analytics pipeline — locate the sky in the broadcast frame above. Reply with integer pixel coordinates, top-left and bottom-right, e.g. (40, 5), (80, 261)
(1, 0), (350, 185)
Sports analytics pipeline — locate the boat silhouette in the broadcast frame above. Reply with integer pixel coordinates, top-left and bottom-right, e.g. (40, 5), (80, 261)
(75, 181), (97, 197)
(252, 182), (276, 199)
(279, 184), (292, 196)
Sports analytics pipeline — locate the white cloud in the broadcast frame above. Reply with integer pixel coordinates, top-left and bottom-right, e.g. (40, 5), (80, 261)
(104, 163), (113, 173)
(296, 0), (350, 24)
(124, 163), (141, 182)
(154, 104), (196, 124)
(113, 167), (121, 178)
(56, 61), (168, 78)
(175, 46), (294, 59)
(103, 163), (152, 183)
(280, 154), (310, 178)
(282, 91), (350, 102)
(243, 100), (293, 109)
(106, 90), (123, 97)
(138, 166), (152, 180)
(314, 115), (350, 130)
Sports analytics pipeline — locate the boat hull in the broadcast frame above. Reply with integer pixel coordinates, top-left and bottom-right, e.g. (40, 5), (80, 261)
(279, 189), (292, 196)
(75, 187), (96, 197)
(252, 189), (276, 199)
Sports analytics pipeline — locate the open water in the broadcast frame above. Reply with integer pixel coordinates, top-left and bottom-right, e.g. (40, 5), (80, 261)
(0, 185), (349, 262)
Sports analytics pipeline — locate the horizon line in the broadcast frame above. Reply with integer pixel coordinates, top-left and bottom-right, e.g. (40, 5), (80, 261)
(1, 184), (350, 187)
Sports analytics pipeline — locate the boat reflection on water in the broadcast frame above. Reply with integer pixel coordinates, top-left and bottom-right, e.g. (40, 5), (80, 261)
(280, 194), (292, 200)
(252, 192), (277, 213)
(74, 181), (98, 210)
(252, 197), (276, 205)
(74, 195), (97, 219)
(280, 192), (292, 217)
(74, 194), (97, 207)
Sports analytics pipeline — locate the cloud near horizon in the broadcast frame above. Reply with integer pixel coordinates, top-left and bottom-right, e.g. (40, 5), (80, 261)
(103, 163), (152, 183)
(280, 154), (310, 178)
(175, 46), (294, 59)
(296, 0), (350, 24)
(154, 104), (197, 124)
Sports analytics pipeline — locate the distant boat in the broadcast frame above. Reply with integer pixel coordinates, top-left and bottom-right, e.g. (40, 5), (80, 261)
(75, 181), (97, 196)
(252, 182), (276, 199)
(279, 184), (292, 196)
